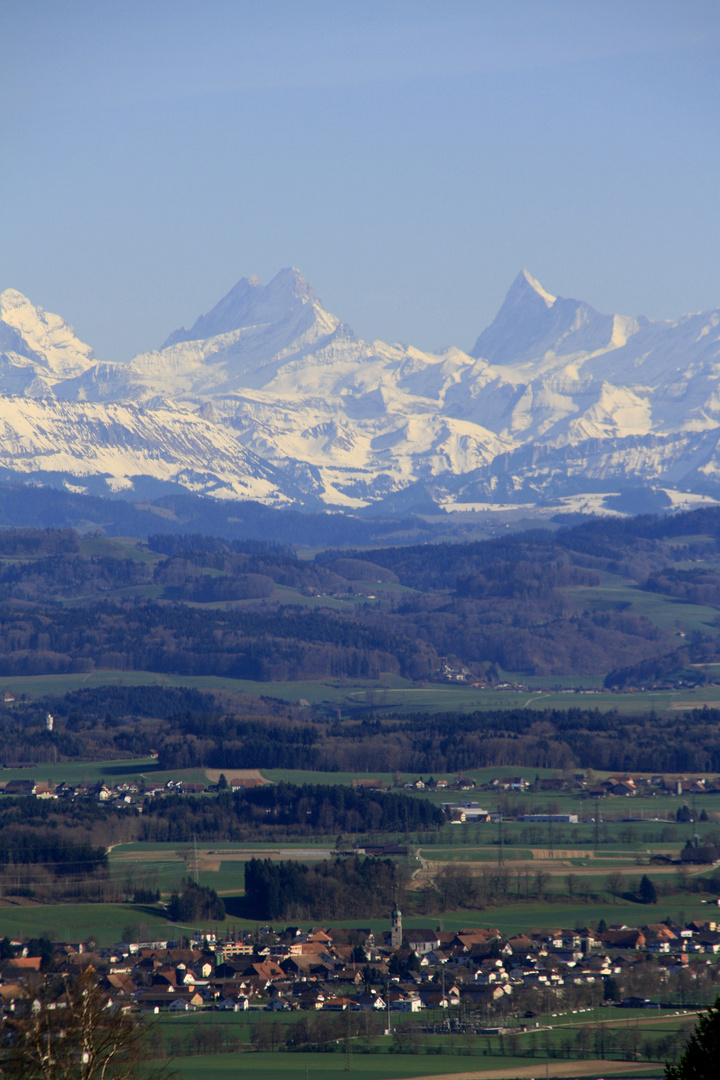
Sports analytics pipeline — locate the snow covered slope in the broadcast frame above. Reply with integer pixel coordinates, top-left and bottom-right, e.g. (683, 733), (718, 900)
(0, 289), (96, 397)
(0, 395), (293, 503)
(0, 268), (718, 511)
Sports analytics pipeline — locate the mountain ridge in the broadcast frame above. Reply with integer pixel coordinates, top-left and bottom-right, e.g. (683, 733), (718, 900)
(162, 267), (322, 348)
(1, 269), (718, 515)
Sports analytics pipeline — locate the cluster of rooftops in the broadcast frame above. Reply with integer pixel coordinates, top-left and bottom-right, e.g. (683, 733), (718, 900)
(3, 768), (719, 802)
(2, 916), (720, 1017)
(0, 777), (207, 805)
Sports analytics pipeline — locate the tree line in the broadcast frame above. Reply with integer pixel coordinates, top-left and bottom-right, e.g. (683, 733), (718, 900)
(0, 827), (107, 875)
(244, 855), (405, 919)
(8, 670), (720, 771)
(151, 704), (720, 775)
(139, 784), (445, 842)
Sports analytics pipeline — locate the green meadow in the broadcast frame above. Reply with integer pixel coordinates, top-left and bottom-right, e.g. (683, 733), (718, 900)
(0, 902), (188, 946)
(0, 756), (207, 787)
(159, 1052), (533, 1080)
(3, 884), (714, 950)
(567, 577), (720, 636)
(6, 668), (720, 714)
(152, 1043), (664, 1080)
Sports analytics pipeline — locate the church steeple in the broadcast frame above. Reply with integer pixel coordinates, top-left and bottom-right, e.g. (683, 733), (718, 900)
(390, 903), (402, 950)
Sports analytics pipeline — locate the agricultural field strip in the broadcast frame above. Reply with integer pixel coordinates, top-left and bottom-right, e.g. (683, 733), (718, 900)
(110, 848), (334, 862)
(110, 844), (677, 865)
(9, 668), (720, 713)
(416, 861), (695, 878)
(392, 1065), (659, 1080)
(544, 1010), (700, 1032)
(163, 1052), (660, 1080)
(418, 848), (689, 865)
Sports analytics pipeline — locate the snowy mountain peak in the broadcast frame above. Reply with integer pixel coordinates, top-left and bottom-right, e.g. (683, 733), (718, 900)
(0, 288), (96, 379)
(162, 266), (322, 348)
(471, 270), (613, 364)
(0, 288), (32, 317)
(516, 268), (556, 308)
(1, 270), (719, 514)
(269, 266), (319, 304)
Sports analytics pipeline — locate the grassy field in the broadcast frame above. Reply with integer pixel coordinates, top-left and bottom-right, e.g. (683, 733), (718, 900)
(108, 840), (332, 896)
(567, 578), (720, 636)
(155, 1047), (662, 1080)
(77, 537), (161, 564)
(4, 879), (712, 948)
(427, 894), (716, 934)
(160, 1052), (529, 1080)
(0, 901), (194, 946)
(6, 668), (720, 713)
(0, 670), (397, 703)
(268, 580), (418, 612)
(145, 1000), (699, 1080)
(109, 854), (249, 897)
(0, 756), (209, 787)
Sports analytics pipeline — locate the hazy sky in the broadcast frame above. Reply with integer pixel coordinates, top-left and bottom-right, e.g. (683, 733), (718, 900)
(1, 0), (718, 361)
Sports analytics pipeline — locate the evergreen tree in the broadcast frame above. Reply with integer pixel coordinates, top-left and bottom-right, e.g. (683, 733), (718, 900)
(665, 997), (720, 1079)
(638, 874), (657, 904)
(168, 878), (225, 921)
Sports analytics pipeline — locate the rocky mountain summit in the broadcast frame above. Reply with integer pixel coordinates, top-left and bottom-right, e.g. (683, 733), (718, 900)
(1, 268), (718, 513)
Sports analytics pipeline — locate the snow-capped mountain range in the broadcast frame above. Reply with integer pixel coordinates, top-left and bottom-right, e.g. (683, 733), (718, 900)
(1, 268), (719, 513)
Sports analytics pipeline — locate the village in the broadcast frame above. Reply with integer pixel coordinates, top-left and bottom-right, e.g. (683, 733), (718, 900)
(2, 908), (720, 1024)
(4, 764), (720, 808)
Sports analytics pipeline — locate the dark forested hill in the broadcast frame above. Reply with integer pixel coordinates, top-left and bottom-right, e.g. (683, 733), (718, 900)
(1, 509), (719, 685)
(1, 507), (720, 772)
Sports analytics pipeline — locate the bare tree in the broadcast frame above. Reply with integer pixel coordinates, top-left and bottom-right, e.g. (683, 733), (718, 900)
(1, 968), (172, 1080)
(432, 863), (479, 910)
(606, 870), (624, 903)
(534, 870), (550, 900)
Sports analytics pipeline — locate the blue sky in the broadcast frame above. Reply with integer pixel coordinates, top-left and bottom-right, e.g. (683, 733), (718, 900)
(1, 0), (718, 361)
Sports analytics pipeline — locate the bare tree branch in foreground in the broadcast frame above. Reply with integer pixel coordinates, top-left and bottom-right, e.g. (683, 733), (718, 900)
(0, 968), (173, 1080)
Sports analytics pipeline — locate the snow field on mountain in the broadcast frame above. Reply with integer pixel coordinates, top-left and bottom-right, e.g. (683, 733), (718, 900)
(1, 267), (718, 509)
